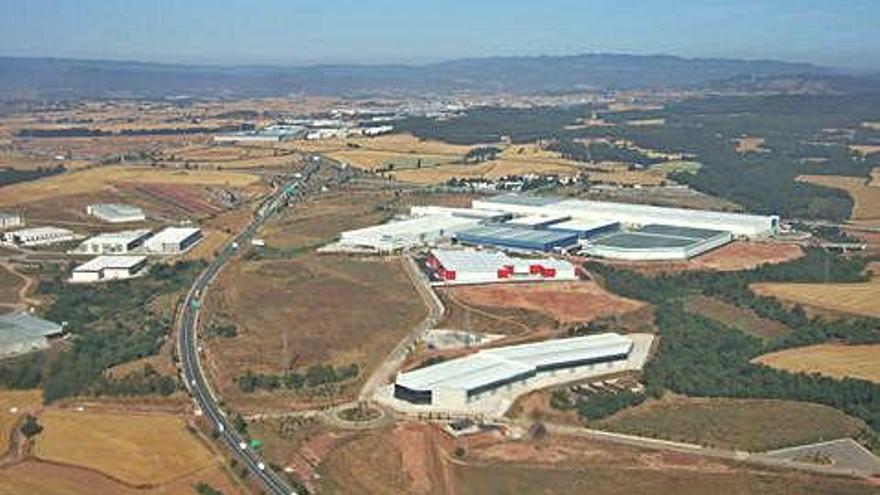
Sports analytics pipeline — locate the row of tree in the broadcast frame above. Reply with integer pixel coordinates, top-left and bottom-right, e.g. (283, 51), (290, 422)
(236, 363), (359, 393)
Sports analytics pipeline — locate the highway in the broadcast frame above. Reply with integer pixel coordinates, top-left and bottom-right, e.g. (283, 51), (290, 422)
(177, 161), (319, 495)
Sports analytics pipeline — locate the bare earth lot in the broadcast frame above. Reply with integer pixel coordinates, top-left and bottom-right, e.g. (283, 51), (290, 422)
(447, 281), (646, 325)
(754, 343), (880, 383)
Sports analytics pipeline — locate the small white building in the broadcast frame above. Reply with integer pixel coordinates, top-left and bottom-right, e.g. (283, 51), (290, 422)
(2, 226), (79, 247)
(143, 227), (202, 254)
(70, 229), (153, 255)
(70, 255), (148, 283)
(0, 211), (24, 230)
(86, 204), (146, 223)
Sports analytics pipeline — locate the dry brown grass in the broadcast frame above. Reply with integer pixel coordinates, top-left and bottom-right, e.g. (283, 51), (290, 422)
(0, 165), (260, 207)
(753, 343), (880, 383)
(751, 262), (880, 318)
(0, 390), (42, 453)
(693, 242), (803, 271)
(34, 409), (217, 486)
(849, 144), (880, 157)
(798, 174), (880, 222)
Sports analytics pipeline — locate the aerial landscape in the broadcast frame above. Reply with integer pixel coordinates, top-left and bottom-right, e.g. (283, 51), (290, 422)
(1, 1), (880, 494)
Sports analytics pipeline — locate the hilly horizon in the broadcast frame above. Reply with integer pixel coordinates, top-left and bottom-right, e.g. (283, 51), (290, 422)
(0, 52), (838, 99)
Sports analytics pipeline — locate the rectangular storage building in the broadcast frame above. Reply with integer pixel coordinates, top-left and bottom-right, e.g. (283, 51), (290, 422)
(427, 248), (579, 284)
(86, 204), (146, 223)
(70, 229), (152, 255)
(1, 226), (79, 247)
(144, 227), (202, 254)
(70, 255), (148, 283)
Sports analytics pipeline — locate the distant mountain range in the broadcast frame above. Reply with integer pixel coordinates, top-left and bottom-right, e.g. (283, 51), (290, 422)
(0, 53), (844, 99)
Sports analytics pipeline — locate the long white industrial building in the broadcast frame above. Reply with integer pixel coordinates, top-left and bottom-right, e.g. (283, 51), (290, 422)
(380, 332), (656, 416)
(70, 255), (148, 283)
(427, 248), (579, 285)
(324, 215), (480, 253)
(70, 229), (153, 255)
(473, 194), (779, 238)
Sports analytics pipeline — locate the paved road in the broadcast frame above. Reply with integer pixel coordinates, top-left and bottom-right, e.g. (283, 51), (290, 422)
(177, 162), (320, 495)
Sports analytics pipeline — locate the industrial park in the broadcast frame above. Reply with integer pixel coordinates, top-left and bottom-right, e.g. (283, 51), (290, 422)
(1, 7), (880, 493)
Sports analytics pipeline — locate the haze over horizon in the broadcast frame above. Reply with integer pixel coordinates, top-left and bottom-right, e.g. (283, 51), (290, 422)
(1, 0), (879, 71)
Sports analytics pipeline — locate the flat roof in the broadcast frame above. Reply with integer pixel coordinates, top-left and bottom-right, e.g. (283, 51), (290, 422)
(431, 249), (513, 272)
(4, 226), (73, 237)
(455, 224), (578, 246)
(147, 227), (201, 244)
(81, 229), (151, 243)
(89, 203), (144, 215)
(592, 232), (697, 249)
(637, 224), (728, 240)
(482, 194), (562, 207)
(396, 333), (632, 393)
(74, 255), (147, 272)
(548, 218), (619, 232)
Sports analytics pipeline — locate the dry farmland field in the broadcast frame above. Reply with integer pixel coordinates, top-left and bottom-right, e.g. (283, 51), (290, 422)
(753, 343), (880, 383)
(798, 174), (880, 223)
(0, 165), (261, 207)
(693, 241), (804, 271)
(0, 389), (41, 453)
(684, 295), (790, 339)
(33, 409), (218, 486)
(596, 396), (865, 452)
(751, 262), (880, 318)
(446, 281), (646, 325)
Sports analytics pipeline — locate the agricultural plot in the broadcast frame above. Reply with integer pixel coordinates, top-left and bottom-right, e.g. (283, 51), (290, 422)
(798, 174), (880, 223)
(693, 242), (803, 271)
(750, 266), (880, 318)
(596, 397), (864, 452)
(753, 343), (880, 383)
(684, 295), (789, 339)
(0, 165), (260, 207)
(34, 409), (217, 486)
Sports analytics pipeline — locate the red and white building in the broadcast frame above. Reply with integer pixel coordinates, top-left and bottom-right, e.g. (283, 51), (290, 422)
(427, 248), (580, 285)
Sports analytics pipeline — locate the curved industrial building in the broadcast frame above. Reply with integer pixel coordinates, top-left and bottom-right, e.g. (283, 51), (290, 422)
(394, 333), (633, 409)
(584, 224), (733, 261)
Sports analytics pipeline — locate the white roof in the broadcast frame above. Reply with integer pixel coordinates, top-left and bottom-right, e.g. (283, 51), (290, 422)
(431, 249), (514, 273)
(5, 226), (73, 237)
(339, 215), (479, 250)
(396, 333), (632, 393)
(81, 229), (151, 243)
(89, 203), (144, 215)
(74, 255), (147, 272)
(147, 227), (201, 244)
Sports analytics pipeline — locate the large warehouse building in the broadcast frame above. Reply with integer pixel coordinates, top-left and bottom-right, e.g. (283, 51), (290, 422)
(144, 227), (202, 254)
(0, 311), (64, 359)
(388, 333), (648, 414)
(427, 248), (579, 285)
(70, 229), (153, 255)
(87, 203), (146, 223)
(70, 255), (148, 283)
(473, 194), (779, 238)
(584, 224), (733, 261)
(326, 215), (480, 253)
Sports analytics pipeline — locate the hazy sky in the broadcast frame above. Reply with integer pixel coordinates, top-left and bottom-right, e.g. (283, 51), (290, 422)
(1, 0), (878, 70)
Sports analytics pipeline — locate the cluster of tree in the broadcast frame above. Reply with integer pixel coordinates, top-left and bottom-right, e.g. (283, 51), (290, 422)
(549, 388), (646, 421)
(16, 123), (251, 138)
(0, 261), (203, 403)
(19, 415), (43, 438)
(193, 483), (224, 495)
(644, 304), (880, 441)
(0, 165), (65, 187)
(546, 139), (664, 166)
(207, 323), (238, 338)
(92, 364), (177, 397)
(236, 363), (359, 393)
(463, 146), (500, 163)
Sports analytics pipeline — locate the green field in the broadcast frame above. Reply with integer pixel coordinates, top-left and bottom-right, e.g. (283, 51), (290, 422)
(596, 397), (864, 451)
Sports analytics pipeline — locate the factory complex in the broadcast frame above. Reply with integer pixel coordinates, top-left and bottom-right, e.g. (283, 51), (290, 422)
(0, 311), (64, 359)
(330, 193), (779, 261)
(380, 332), (654, 416)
